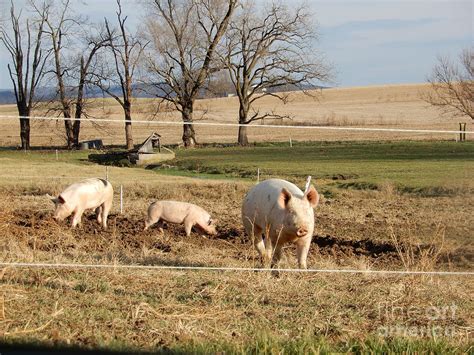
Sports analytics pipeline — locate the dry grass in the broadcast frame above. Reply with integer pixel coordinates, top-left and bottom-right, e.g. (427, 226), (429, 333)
(0, 83), (470, 147)
(0, 153), (473, 352)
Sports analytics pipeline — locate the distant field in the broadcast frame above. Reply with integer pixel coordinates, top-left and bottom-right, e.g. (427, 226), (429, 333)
(0, 83), (471, 147)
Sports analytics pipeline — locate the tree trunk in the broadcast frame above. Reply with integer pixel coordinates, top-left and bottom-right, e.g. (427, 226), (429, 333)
(238, 125), (249, 146)
(182, 104), (197, 148)
(73, 106), (81, 148)
(124, 102), (134, 150)
(18, 104), (30, 150)
(64, 113), (74, 149)
(73, 73), (85, 148)
(238, 102), (249, 146)
(72, 94), (82, 147)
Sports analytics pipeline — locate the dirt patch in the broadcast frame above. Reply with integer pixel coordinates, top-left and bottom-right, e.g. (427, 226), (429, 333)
(313, 234), (398, 258)
(6, 208), (469, 269)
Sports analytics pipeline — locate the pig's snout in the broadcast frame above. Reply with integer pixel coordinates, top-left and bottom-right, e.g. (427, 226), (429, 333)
(296, 227), (308, 237)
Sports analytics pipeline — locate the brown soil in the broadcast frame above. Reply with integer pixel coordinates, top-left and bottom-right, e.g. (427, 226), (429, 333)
(8, 207), (469, 270)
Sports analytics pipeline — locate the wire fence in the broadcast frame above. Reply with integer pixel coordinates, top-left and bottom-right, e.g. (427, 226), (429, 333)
(0, 262), (472, 276)
(0, 114), (472, 134)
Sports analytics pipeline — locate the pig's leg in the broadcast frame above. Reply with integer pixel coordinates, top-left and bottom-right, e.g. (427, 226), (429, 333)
(296, 238), (311, 269)
(243, 217), (267, 265)
(96, 206), (103, 225)
(253, 226), (269, 265)
(101, 200), (112, 230)
(270, 242), (284, 268)
(71, 208), (84, 228)
(183, 216), (194, 237)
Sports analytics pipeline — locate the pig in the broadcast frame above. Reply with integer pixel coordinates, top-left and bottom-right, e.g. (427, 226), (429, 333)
(242, 179), (319, 269)
(48, 178), (113, 229)
(144, 201), (217, 237)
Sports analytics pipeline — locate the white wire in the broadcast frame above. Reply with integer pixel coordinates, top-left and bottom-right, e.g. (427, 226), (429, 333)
(0, 262), (472, 276)
(0, 114), (472, 134)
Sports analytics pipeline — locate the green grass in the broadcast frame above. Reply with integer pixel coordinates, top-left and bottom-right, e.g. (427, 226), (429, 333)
(162, 141), (474, 195)
(1, 140), (473, 195)
(2, 335), (470, 354)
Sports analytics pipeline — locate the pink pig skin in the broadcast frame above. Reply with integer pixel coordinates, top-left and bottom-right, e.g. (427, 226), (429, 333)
(242, 179), (319, 269)
(145, 201), (217, 237)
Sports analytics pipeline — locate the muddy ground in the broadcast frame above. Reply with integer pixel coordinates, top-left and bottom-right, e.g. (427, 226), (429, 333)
(4, 202), (472, 271)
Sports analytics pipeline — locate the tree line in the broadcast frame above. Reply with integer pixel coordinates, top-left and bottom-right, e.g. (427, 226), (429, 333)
(0, 0), (331, 149)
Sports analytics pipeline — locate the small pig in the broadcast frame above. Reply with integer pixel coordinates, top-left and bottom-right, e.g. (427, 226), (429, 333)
(242, 179), (319, 269)
(144, 201), (217, 237)
(48, 178), (113, 229)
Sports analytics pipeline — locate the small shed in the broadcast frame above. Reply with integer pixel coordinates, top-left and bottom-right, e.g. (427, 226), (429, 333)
(128, 132), (174, 166)
(137, 132), (162, 153)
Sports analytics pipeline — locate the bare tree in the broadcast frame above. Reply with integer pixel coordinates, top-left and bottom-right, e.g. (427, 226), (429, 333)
(221, 1), (331, 145)
(144, 0), (238, 147)
(71, 26), (109, 146)
(37, 0), (78, 148)
(0, 1), (50, 149)
(91, 0), (146, 150)
(425, 48), (473, 120)
(32, 0), (109, 148)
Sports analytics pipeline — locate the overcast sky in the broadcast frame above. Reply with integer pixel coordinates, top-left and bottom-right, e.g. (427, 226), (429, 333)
(0, 0), (472, 89)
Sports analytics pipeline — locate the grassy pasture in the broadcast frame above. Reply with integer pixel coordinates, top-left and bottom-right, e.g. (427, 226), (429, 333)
(0, 142), (473, 353)
(162, 140), (474, 196)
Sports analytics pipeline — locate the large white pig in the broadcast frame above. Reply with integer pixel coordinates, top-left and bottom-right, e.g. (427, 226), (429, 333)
(144, 201), (217, 237)
(48, 178), (113, 229)
(242, 179), (319, 269)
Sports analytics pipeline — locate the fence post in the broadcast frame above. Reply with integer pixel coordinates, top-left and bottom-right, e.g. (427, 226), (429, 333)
(105, 166), (109, 181)
(120, 185), (123, 214)
(55, 149), (58, 161)
(459, 123), (466, 142)
(257, 168), (260, 184)
(289, 137), (292, 148)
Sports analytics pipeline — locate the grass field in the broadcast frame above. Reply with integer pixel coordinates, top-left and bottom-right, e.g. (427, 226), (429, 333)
(1, 140), (473, 353)
(163, 140), (474, 195)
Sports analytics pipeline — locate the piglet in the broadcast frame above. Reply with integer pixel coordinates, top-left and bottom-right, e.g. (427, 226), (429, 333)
(242, 178), (319, 269)
(48, 178), (113, 229)
(145, 201), (217, 237)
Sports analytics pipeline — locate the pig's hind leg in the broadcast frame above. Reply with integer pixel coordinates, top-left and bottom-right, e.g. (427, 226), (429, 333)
(101, 199), (112, 230)
(95, 206), (103, 225)
(245, 222), (267, 265)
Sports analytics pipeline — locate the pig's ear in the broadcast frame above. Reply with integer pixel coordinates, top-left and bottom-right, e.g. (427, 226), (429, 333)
(278, 188), (292, 209)
(47, 194), (60, 204)
(305, 186), (319, 208)
(55, 195), (66, 204)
